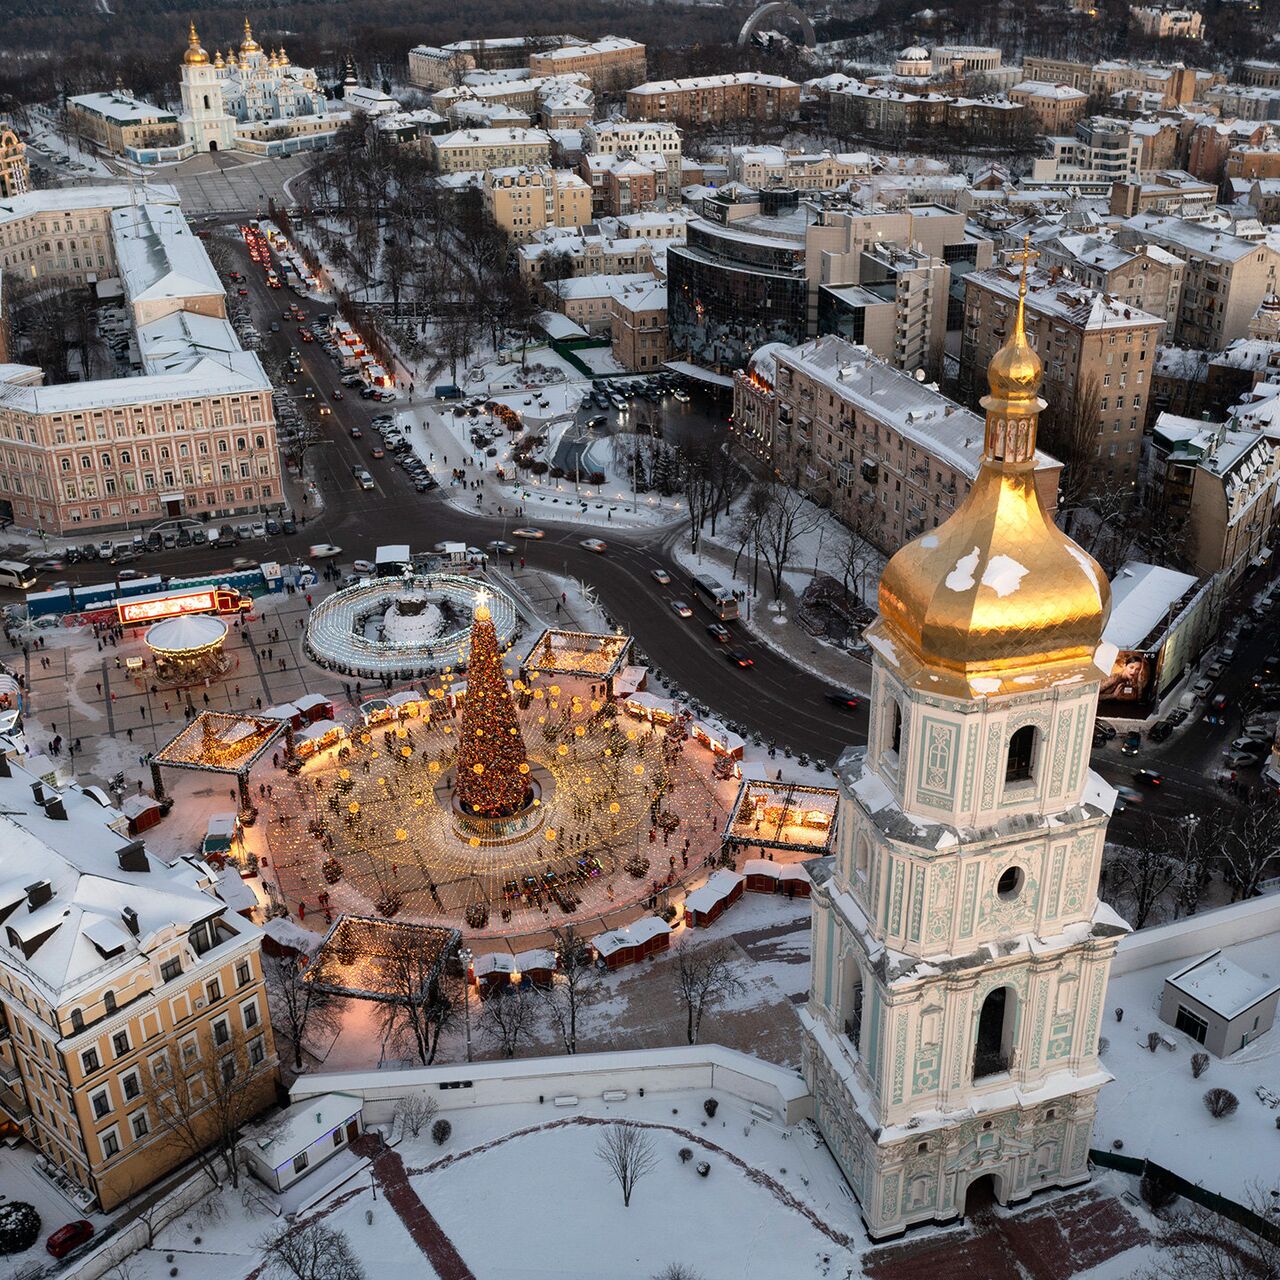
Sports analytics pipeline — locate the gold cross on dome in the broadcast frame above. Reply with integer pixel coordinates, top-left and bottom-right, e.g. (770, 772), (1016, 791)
(1010, 234), (1039, 298)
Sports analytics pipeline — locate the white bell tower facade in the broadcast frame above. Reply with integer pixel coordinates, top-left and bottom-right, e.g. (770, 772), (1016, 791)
(179, 23), (236, 153)
(801, 240), (1129, 1240)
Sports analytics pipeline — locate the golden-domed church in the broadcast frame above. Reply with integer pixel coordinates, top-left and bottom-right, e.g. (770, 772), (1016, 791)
(179, 19), (327, 154)
(800, 240), (1130, 1239)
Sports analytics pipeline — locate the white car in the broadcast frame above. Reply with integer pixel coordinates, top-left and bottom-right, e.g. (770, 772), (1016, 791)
(251, 522), (267, 539)
(308, 543), (342, 559)
(670, 600), (693, 619)
(580, 538), (607, 554)
(672, 390), (690, 403)
(651, 568), (671, 585)
(352, 559), (376, 575)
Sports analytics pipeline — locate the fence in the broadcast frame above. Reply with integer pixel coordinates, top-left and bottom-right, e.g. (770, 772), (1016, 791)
(1090, 1149), (1280, 1244)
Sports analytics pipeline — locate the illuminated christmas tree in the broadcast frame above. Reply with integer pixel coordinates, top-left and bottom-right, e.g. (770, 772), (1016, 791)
(455, 601), (532, 818)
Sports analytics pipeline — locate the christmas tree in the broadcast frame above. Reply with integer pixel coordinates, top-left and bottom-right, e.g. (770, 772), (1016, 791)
(455, 602), (532, 818)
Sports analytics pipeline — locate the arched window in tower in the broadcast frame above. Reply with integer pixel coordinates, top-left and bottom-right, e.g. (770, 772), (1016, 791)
(203, 94), (210, 110)
(854, 833), (870, 881)
(973, 986), (1015, 1079)
(885, 698), (902, 759)
(1005, 724), (1036, 784)
(841, 953), (864, 1053)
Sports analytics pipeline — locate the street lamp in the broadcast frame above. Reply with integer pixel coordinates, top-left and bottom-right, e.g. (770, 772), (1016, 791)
(460, 945), (473, 1062)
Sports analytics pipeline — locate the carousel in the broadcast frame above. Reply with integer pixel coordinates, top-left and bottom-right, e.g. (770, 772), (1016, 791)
(145, 614), (230, 684)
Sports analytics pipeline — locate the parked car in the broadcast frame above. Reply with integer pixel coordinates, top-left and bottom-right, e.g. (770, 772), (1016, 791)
(251, 522), (267, 539)
(1093, 720), (1117, 741)
(1147, 720), (1174, 743)
(46, 1221), (94, 1259)
(1120, 730), (1141, 756)
(352, 559), (376, 575)
(280, 518), (297, 535)
(1225, 746), (1265, 768)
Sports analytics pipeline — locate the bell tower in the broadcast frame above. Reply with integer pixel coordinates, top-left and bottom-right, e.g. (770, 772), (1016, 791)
(801, 238), (1130, 1240)
(179, 21), (236, 153)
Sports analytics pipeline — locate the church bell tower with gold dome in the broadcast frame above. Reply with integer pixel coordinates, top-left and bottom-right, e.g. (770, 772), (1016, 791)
(800, 239), (1130, 1240)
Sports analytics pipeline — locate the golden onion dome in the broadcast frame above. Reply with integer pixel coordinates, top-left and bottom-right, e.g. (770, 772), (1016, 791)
(214, 49), (225, 68)
(240, 17), (260, 52)
(184, 21), (210, 65)
(876, 237), (1109, 688)
(278, 45), (290, 66)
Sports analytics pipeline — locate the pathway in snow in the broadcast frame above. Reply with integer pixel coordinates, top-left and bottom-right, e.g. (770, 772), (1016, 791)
(353, 1135), (475, 1279)
(861, 1182), (1149, 1280)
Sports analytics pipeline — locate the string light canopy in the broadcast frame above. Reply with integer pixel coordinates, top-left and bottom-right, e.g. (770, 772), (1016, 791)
(724, 778), (840, 854)
(522, 627), (633, 682)
(455, 601), (534, 820)
(153, 711), (285, 775)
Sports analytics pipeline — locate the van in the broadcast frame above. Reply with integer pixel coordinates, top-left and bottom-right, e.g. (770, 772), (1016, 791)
(0, 560), (37, 589)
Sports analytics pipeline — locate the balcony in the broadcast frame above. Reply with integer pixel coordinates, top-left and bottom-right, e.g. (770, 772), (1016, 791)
(0, 1081), (30, 1123)
(973, 1048), (1011, 1078)
(0, 1058), (19, 1085)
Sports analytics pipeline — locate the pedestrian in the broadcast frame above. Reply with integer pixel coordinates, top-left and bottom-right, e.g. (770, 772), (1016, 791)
(126, 727), (133, 741)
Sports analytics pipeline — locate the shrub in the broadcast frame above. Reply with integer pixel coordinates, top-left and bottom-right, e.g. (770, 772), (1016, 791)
(678, 1147), (693, 1164)
(1191, 1052), (1210, 1079)
(703, 1098), (718, 1118)
(652, 1267), (704, 1280)
(432, 1118), (452, 1145)
(0, 1202), (40, 1255)
(1146, 1032), (1161, 1053)
(696, 1161), (710, 1177)
(1140, 1166), (1179, 1212)
(1203, 1088), (1239, 1119)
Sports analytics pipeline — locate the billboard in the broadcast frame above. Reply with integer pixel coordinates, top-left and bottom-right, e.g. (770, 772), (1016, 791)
(1099, 649), (1156, 708)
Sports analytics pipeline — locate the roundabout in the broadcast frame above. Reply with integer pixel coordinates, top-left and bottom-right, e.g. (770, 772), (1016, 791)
(303, 572), (519, 679)
(261, 603), (733, 937)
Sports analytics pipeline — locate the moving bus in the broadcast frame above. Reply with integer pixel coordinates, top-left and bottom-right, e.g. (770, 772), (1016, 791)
(0, 561), (38, 590)
(690, 574), (739, 621)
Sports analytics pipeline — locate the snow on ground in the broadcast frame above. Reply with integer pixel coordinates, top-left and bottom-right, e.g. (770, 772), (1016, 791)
(1095, 932), (1280, 1204)
(406, 1096), (861, 1279)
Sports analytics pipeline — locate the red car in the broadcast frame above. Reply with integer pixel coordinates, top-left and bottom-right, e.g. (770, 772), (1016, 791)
(46, 1221), (94, 1258)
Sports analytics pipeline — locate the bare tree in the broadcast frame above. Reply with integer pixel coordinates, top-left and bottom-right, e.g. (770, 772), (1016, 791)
(1139, 1189), (1279, 1280)
(653, 1268), (704, 1280)
(1107, 830), (1177, 929)
(539, 926), (599, 1055)
(477, 989), (540, 1058)
(264, 950), (341, 1073)
(679, 440), (717, 554)
(1221, 798), (1280, 901)
(756, 482), (823, 600)
(1043, 374), (1102, 525)
(674, 942), (745, 1045)
(595, 1122), (659, 1208)
(392, 1091), (439, 1140)
(140, 1021), (275, 1191)
(376, 931), (460, 1066)
(259, 1221), (366, 1280)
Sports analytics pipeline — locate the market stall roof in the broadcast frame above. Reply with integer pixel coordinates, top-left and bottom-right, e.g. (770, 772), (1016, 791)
(522, 627), (632, 680)
(723, 777), (839, 853)
(145, 613), (228, 654)
(153, 711), (286, 776)
(304, 914), (460, 1002)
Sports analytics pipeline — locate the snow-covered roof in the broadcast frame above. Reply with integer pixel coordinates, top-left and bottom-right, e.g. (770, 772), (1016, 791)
(69, 91), (177, 124)
(247, 1092), (363, 1163)
(628, 72), (799, 95)
(592, 916), (671, 956)
(1103, 561), (1200, 649)
(973, 267), (1164, 331)
(0, 741), (252, 1002)
(545, 272), (657, 301)
(434, 127), (552, 148)
(1166, 950), (1280, 1019)
(684, 870), (743, 914)
(0, 184), (180, 225)
(111, 203), (224, 307)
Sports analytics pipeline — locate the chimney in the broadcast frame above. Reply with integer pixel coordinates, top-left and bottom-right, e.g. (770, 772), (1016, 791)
(121, 906), (140, 936)
(43, 795), (67, 821)
(25, 880), (52, 911)
(0, 753), (10, 778)
(117, 841), (150, 873)
(29, 781), (45, 806)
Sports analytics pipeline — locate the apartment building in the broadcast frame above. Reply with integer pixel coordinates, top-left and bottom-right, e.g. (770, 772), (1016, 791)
(432, 74), (593, 129)
(527, 36), (646, 89)
(625, 73), (801, 125)
(1037, 232), (1185, 325)
(1020, 56), (1206, 104)
(960, 267), (1165, 491)
(1116, 214), (1280, 347)
(430, 127), (552, 172)
(728, 146), (877, 190)
(732, 335), (1061, 554)
(582, 120), (682, 190)
(1226, 142), (1280, 179)
(609, 278), (669, 370)
(543, 272), (658, 331)
(518, 231), (658, 284)
(827, 83), (1025, 141)
(1240, 59), (1280, 88)
(483, 166), (591, 243)
(0, 189), (281, 535)
(1149, 413), (1280, 589)
(1129, 6), (1204, 38)
(1008, 81), (1090, 133)
(67, 92), (184, 156)
(0, 744), (279, 1211)
(1107, 171), (1218, 218)
(1030, 117), (1142, 188)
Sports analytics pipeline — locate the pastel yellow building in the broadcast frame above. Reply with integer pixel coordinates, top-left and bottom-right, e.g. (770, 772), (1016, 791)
(483, 166), (592, 243)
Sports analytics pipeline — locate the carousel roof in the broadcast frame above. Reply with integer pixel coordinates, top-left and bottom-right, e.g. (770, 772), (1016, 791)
(145, 613), (228, 654)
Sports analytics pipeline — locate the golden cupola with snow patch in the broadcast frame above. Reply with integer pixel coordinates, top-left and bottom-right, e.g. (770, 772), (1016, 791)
(872, 237), (1110, 696)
